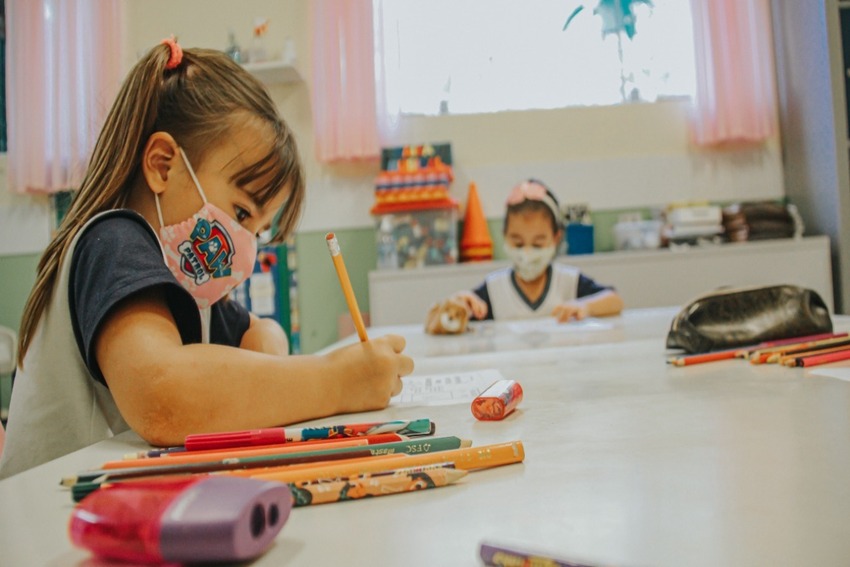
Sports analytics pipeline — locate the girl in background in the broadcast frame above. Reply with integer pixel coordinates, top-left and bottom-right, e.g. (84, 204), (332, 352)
(0, 39), (413, 478)
(450, 179), (623, 322)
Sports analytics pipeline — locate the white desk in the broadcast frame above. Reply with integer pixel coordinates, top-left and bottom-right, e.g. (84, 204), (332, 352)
(3, 308), (850, 566)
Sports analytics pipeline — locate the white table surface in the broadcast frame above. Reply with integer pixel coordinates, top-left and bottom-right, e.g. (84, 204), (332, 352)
(3, 308), (850, 566)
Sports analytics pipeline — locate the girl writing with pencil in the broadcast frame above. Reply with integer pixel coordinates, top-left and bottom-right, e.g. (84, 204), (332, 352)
(0, 39), (413, 479)
(445, 179), (623, 323)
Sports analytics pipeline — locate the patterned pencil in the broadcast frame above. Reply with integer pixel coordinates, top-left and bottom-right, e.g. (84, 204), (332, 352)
(289, 466), (467, 506)
(183, 417), (434, 451)
(62, 436), (467, 486)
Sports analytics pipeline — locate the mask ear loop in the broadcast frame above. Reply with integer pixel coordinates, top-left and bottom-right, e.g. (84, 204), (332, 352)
(153, 147), (209, 231)
(178, 147), (209, 203)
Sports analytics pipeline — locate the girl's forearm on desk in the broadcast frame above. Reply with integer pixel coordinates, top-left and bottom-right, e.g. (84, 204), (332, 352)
(96, 290), (409, 447)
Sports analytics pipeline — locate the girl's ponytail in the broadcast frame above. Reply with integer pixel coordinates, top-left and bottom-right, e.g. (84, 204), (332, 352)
(18, 43), (182, 365)
(19, 41), (304, 366)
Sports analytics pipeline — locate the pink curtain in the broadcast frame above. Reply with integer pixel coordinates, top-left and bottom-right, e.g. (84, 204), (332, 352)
(6, 0), (123, 194)
(309, 0), (381, 163)
(688, 0), (777, 146)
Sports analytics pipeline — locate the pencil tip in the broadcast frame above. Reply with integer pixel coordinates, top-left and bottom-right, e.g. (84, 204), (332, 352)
(59, 477), (76, 487)
(447, 468), (469, 482)
(460, 439), (473, 448)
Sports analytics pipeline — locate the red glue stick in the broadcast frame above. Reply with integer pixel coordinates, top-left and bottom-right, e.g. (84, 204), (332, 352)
(471, 379), (523, 421)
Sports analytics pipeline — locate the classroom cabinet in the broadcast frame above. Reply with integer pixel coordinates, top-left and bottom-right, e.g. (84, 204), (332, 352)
(368, 237), (833, 326)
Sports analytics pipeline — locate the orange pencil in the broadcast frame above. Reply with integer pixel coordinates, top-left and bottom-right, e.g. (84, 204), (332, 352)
(745, 333), (849, 361)
(781, 344), (850, 366)
(248, 440), (525, 484)
(326, 232), (368, 342)
(753, 336), (850, 364)
(102, 438), (372, 470)
(668, 349), (739, 366)
(768, 338), (850, 364)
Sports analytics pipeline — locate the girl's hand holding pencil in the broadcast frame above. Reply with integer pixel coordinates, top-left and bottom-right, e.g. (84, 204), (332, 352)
(323, 335), (412, 410)
(324, 232), (413, 410)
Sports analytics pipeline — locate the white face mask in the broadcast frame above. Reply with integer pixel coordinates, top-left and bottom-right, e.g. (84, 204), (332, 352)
(503, 243), (556, 282)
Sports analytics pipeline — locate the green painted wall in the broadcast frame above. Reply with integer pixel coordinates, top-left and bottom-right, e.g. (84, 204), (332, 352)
(294, 228), (377, 354)
(0, 253), (39, 333)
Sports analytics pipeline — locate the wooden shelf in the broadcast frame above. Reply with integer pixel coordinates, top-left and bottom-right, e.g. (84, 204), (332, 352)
(243, 60), (301, 85)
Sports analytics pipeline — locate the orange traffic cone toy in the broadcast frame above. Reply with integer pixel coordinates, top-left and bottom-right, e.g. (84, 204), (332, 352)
(460, 182), (493, 262)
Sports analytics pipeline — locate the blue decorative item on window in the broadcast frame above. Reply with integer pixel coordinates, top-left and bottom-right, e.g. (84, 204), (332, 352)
(564, 0), (654, 39)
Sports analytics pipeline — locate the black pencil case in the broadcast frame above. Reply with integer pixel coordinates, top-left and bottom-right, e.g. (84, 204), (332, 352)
(666, 284), (833, 354)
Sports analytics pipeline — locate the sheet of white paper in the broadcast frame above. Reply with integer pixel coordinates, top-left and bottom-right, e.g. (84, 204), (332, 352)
(505, 317), (613, 334)
(390, 369), (504, 407)
(808, 366), (850, 382)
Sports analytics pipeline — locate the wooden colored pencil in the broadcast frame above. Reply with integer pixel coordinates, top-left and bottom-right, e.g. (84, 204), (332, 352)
(105, 438), (372, 470)
(326, 232), (368, 342)
(128, 432), (406, 460)
(668, 349), (739, 366)
(750, 336), (850, 364)
(62, 436), (468, 487)
(249, 440), (525, 484)
(781, 344), (850, 366)
(667, 333), (850, 366)
(733, 332), (848, 359)
(792, 347), (850, 367)
(770, 338), (850, 364)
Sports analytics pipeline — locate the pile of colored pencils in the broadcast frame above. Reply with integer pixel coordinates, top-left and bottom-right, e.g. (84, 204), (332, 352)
(667, 332), (850, 368)
(61, 417), (525, 507)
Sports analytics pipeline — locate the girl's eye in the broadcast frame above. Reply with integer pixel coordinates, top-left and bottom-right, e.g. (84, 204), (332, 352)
(234, 205), (251, 223)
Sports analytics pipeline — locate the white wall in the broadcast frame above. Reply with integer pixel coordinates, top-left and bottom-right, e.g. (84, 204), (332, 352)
(122, 0), (785, 232)
(0, 0), (785, 256)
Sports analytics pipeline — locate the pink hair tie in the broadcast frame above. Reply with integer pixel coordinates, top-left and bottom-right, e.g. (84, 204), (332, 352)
(161, 35), (183, 70)
(505, 181), (547, 206)
(505, 180), (563, 225)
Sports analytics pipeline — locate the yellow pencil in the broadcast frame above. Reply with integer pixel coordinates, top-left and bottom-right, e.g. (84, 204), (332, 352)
(326, 232), (368, 342)
(246, 440), (525, 484)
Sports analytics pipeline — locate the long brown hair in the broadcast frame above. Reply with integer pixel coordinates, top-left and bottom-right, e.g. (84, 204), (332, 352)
(17, 44), (305, 366)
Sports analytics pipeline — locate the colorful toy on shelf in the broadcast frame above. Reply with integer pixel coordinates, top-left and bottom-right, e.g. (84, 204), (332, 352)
(459, 181), (492, 262)
(371, 143), (456, 213)
(372, 143), (459, 270)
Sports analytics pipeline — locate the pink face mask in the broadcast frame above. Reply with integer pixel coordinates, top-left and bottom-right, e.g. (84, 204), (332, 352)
(155, 148), (258, 309)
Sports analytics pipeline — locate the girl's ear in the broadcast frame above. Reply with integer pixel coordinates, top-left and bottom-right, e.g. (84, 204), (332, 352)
(141, 132), (180, 195)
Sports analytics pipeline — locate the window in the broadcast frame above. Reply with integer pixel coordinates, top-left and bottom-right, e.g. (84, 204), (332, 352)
(374, 0), (696, 116)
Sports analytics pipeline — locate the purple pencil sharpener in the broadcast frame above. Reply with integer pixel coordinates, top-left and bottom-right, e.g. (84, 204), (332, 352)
(69, 475), (293, 563)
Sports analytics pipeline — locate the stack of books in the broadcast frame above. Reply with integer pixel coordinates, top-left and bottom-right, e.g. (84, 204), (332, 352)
(662, 204), (724, 245)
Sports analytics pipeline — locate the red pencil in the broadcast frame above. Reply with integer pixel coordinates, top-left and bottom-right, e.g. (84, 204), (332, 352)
(669, 332), (850, 367)
(797, 347), (850, 367)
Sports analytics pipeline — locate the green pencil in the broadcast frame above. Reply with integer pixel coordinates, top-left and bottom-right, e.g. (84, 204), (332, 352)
(64, 436), (470, 497)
